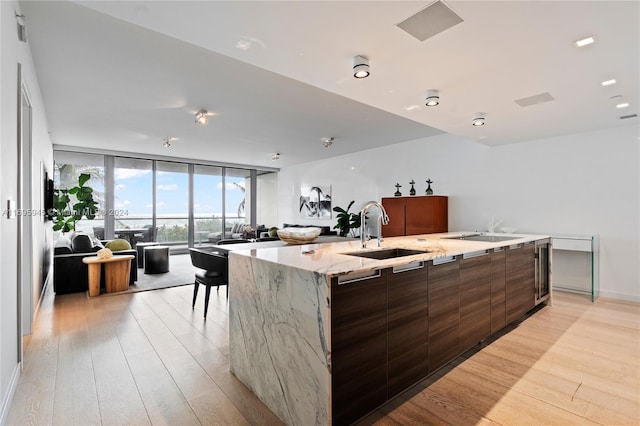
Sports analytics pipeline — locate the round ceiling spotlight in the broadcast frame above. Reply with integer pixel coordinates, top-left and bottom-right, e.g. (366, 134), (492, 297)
(322, 137), (334, 148)
(472, 113), (486, 127)
(425, 90), (440, 107)
(353, 55), (370, 79)
(271, 152), (280, 161)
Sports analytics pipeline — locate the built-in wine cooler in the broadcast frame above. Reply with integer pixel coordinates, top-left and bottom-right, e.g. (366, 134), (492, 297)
(535, 238), (552, 305)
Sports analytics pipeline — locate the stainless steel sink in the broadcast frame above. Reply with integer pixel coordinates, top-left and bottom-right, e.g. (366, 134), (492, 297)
(342, 248), (429, 260)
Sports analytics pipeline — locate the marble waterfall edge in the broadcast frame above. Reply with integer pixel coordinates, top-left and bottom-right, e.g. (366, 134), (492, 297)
(229, 253), (330, 425)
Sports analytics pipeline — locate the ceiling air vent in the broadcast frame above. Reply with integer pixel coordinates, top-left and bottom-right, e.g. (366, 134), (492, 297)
(397, 0), (463, 42)
(619, 114), (638, 120)
(514, 92), (555, 107)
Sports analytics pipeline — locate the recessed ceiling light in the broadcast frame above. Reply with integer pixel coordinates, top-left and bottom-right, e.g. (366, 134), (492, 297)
(575, 35), (596, 47)
(601, 79), (617, 86)
(425, 89), (440, 107)
(472, 113), (485, 127)
(353, 55), (370, 79)
(616, 102), (630, 109)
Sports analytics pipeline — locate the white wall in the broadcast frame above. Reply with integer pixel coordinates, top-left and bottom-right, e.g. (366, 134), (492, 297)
(0, 1), (54, 421)
(278, 125), (640, 301)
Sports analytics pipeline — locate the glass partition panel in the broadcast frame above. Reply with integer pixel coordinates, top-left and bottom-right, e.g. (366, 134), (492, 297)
(53, 152), (105, 238)
(156, 161), (189, 248)
(194, 165), (223, 246)
(114, 157), (153, 241)
(225, 168), (250, 238)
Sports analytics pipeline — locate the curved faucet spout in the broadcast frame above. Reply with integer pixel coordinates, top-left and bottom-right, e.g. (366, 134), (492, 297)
(361, 201), (390, 248)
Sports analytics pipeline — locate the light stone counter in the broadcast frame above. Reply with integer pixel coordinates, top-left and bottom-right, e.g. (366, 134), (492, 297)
(228, 232), (547, 278)
(228, 232), (548, 425)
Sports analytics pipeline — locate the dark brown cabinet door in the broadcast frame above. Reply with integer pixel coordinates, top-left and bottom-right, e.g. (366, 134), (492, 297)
(405, 196), (448, 235)
(505, 243), (536, 324)
(387, 264), (429, 397)
(428, 257), (460, 373)
(459, 253), (491, 352)
(490, 249), (506, 334)
(382, 196), (448, 237)
(331, 271), (388, 425)
(380, 197), (405, 237)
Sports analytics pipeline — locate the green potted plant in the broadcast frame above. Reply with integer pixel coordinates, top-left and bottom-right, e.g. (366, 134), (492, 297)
(52, 173), (98, 233)
(333, 200), (362, 237)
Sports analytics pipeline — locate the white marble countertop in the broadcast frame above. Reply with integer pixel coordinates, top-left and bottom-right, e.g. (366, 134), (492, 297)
(228, 232), (549, 278)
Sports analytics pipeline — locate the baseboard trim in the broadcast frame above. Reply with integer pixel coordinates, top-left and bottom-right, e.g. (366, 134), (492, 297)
(0, 362), (22, 425)
(598, 290), (640, 304)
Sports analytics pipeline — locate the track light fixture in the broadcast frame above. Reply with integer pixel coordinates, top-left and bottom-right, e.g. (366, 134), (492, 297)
(162, 136), (176, 148)
(472, 113), (486, 127)
(425, 89), (440, 107)
(195, 109), (209, 125)
(271, 152), (280, 160)
(322, 137), (334, 148)
(353, 55), (370, 79)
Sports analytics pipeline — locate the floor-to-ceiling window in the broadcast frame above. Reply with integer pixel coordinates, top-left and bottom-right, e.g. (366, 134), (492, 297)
(256, 171), (278, 231)
(53, 152), (105, 237)
(53, 150), (277, 251)
(113, 157), (153, 239)
(225, 168), (250, 235)
(193, 165), (223, 247)
(155, 161), (189, 248)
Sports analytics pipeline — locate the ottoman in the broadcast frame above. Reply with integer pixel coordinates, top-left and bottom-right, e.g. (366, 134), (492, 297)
(144, 245), (170, 274)
(136, 242), (159, 268)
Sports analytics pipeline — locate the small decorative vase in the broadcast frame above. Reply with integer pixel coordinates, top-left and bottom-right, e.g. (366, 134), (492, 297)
(425, 179), (433, 195)
(394, 183), (402, 197)
(409, 180), (416, 196)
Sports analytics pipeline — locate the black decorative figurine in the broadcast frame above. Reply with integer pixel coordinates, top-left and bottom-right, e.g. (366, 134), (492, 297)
(425, 178), (433, 195)
(394, 183), (402, 197)
(409, 179), (416, 196)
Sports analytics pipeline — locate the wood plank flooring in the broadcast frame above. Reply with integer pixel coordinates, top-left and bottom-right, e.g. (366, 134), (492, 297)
(6, 286), (639, 425)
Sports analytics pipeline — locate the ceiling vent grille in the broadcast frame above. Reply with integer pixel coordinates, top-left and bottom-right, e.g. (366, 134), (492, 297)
(514, 92), (555, 107)
(397, 0), (463, 42)
(619, 114), (638, 120)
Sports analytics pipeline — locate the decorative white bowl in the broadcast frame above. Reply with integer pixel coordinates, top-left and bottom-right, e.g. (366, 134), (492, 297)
(277, 227), (321, 245)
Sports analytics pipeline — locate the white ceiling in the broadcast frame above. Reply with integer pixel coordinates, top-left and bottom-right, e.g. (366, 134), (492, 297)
(21, 1), (639, 168)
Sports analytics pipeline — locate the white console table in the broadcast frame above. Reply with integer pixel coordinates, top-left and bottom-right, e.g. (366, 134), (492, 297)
(551, 234), (599, 302)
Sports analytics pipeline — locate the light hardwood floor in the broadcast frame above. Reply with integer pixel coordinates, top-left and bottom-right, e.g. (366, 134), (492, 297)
(6, 286), (639, 425)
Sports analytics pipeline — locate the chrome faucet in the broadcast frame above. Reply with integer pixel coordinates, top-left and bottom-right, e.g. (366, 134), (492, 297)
(360, 201), (390, 248)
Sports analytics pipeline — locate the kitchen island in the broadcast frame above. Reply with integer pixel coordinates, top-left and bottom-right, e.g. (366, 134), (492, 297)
(228, 232), (551, 425)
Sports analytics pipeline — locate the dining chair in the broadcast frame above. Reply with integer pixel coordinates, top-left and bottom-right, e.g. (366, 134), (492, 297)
(189, 248), (228, 319)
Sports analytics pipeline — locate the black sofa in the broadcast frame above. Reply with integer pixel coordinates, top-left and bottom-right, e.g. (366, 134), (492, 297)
(53, 233), (137, 294)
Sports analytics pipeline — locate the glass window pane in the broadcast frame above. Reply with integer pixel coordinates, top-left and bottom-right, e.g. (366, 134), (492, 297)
(114, 157), (153, 242)
(225, 168), (250, 237)
(156, 161), (189, 247)
(53, 152), (105, 237)
(194, 165), (223, 246)
(257, 171), (278, 231)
